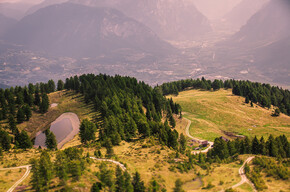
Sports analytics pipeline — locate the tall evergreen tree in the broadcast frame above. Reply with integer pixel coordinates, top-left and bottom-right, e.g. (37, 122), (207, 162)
(40, 93), (49, 113)
(267, 135), (278, 157)
(54, 151), (68, 185)
(132, 172), (146, 192)
(16, 130), (32, 150)
(57, 80), (64, 91)
(251, 136), (260, 154)
(115, 166), (125, 192)
(17, 108), (25, 123)
(45, 130), (57, 150)
(30, 151), (53, 191)
(179, 133), (187, 153)
(8, 115), (17, 134)
(79, 119), (96, 144)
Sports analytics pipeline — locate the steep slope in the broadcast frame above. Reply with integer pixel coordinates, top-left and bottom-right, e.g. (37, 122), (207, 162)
(0, 2), (37, 20)
(192, 0), (242, 20)
(70, 0), (212, 41)
(224, 0), (269, 30)
(4, 3), (175, 58)
(0, 14), (16, 36)
(231, 0), (290, 46)
(252, 36), (290, 84)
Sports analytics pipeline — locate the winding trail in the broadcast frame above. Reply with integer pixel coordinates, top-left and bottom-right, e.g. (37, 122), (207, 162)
(0, 165), (31, 192)
(184, 117), (256, 192)
(184, 117), (214, 154)
(1, 157), (126, 192)
(90, 157), (127, 171)
(230, 156), (256, 191)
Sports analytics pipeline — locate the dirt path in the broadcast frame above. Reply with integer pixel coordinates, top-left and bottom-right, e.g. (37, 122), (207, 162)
(230, 156), (256, 191)
(0, 165), (31, 192)
(1, 157), (126, 192)
(184, 117), (214, 154)
(90, 157), (127, 171)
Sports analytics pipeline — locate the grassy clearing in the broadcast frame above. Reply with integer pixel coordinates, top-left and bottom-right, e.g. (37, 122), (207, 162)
(170, 89), (290, 141)
(0, 168), (26, 191)
(81, 139), (197, 192)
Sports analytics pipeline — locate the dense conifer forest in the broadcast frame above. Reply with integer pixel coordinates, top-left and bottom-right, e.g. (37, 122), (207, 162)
(0, 80), (53, 151)
(63, 74), (181, 149)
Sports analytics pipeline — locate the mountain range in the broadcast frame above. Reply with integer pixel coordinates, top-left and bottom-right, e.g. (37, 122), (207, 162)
(3, 3), (176, 58)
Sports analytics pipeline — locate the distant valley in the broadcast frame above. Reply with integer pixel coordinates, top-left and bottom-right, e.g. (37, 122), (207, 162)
(0, 0), (289, 88)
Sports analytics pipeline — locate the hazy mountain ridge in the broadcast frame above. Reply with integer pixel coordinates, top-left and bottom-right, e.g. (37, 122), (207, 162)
(231, 0), (290, 46)
(3, 3), (176, 58)
(223, 0), (269, 30)
(0, 13), (16, 36)
(69, 0), (212, 41)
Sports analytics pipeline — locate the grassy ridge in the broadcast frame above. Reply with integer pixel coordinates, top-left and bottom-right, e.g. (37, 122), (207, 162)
(170, 89), (290, 141)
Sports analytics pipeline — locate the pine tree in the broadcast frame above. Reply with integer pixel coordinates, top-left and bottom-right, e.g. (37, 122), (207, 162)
(267, 135), (278, 157)
(54, 151), (68, 185)
(47, 79), (56, 93)
(40, 93), (49, 113)
(16, 130), (32, 150)
(259, 136), (267, 155)
(173, 179), (184, 192)
(245, 96), (250, 104)
(34, 89), (41, 106)
(17, 108), (25, 123)
(105, 138), (114, 157)
(45, 130), (57, 150)
(115, 166), (125, 192)
(79, 119), (96, 144)
(251, 136), (259, 154)
(99, 163), (114, 189)
(91, 182), (102, 192)
(169, 115), (176, 128)
(23, 105), (32, 121)
(30, 151), (53, 191)
(0, 129), (11, 151)
(132, 172), (146, 192)
(70, 160), (82, 181)
(57, 80), (64, 91)
(8, 115), (17, 134)
(179, 133), (186, 153)
(124, 171), (133, 192)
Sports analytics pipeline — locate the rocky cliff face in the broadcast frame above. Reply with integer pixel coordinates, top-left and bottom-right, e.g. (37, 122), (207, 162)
(70, 0), (212, 40)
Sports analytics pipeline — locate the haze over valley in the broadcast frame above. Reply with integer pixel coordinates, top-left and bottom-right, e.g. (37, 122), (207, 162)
(0, 0), (289, 88)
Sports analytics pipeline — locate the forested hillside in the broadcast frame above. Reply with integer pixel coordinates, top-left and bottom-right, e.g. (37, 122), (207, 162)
(63, 74), (181, 149)
(160, 78), (290, 116)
